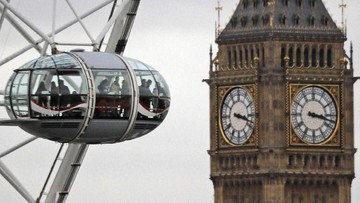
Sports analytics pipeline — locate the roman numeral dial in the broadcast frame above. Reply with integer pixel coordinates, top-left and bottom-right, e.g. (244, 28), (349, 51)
(220, 87), (255, 145)
(290, 86), (338, 144)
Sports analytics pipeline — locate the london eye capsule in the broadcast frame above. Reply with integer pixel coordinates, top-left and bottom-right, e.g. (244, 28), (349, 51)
(4, 52), (170, 144)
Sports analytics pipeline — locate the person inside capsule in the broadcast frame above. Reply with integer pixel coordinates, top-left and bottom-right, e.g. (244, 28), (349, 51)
(9, 53), (170, 124)
(94, 72), (131, 119)
(30, 65), (87, 118)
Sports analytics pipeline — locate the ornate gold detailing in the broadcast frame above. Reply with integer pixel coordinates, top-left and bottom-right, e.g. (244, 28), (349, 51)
(286, 68), (344, 82)
(218, 84), (258, 148)
(288, 84), (341, 147)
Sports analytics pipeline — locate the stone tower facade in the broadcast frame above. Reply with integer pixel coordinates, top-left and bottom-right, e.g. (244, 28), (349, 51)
(206, 0), (356, 202)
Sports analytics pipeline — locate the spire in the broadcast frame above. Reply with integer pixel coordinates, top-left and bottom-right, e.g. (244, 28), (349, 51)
(350, 41), (353, 69)
(210, 44), (213, 72)
(215, 0), (223, 38)
(339, 0), (347, 34)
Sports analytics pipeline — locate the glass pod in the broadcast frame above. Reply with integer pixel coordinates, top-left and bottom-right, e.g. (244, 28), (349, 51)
(4, 52), (170, 144)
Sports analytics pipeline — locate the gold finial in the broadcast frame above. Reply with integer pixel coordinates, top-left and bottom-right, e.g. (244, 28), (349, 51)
(339, 0), (347, 33)
(215, 0), (223, 37)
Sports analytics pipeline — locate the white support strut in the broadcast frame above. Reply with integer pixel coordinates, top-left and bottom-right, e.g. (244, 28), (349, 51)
(44, 144), (88, 203)
(0, 160), (35, 203)
(0, 0), (56, 51)
(105, 0), (140, 54)
(0, 0), (114, 66)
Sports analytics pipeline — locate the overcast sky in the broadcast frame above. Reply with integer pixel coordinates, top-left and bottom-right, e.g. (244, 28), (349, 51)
(0, 0), (359, 202)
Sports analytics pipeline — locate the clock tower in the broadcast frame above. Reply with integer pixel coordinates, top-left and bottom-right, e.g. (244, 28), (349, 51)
(206, 0), (356, 202)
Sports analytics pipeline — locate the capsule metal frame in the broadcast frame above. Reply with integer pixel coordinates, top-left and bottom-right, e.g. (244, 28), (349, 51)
(4, 52), (170, 144)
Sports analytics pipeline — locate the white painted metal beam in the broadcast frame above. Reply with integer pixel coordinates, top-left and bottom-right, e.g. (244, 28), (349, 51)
(0, 160), (35, 203)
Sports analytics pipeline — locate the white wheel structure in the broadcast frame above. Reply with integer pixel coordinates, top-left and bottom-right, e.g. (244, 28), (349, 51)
(0, 1), (143, 202)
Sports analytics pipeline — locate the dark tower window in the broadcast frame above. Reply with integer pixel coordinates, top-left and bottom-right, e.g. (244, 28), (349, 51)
(262, 46), (265, 67)
(327, 48), (332, 67)
(245, 48), (249, 65)
(288, 155), (294, 166)
(311, 48), (317, 67)
(319, 155), (325, 167)
(304, 47), (309, 66)
(296, 0), (302, 7)
(335, 156), (341, 167)
(289, 47), (294, 66)
(241, 17), (248, 27)
(319, 48), (324, 67)
(239, 50), (243, 66)
(310, 0), (316, 7)
(253, 0), (259, 7)
(243, 0), (249, 9)
(230, 17), (238, 28)
(280, 15), (286, 25)
(281, 47), (286, 67)
(263, 0), (269, 7)
(251, 49), (254, 64)
(321, 16), (328, 26)
(252, 15), (259, 26)
(296, 47), (301, 66)
(309, 16), (315, 26)
(234, 49), (238, 68)
(283, 0), (289, 6)
(304, 155), (310, 167)
(294, 15), (300, 25)
(262, 15), (269, 25)
(228, 50), (232, 67)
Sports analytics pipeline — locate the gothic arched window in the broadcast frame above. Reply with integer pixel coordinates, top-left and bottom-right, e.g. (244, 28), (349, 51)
(230, 17), (238, 28)
(304, 47), (309, 66)
(289, 47), (294, 66)
(296, 47), (301, 66)
(228, 50), (232, 67)
(262, 15), (270, 25)
(319, 48), (325, 67)
(309, 16), (315, 26)
(327, 48), (332, 67)
(321, 16), (328, 26)
(243, 0), (249, 9)
(263, 0), (269, 7)
(253, 0), (259, 7)
(296, 0), (302, 7)
(294, 15), (300, 25)
(251, 48), (254, 64)
(252, 15), (259, 26)
(311, 48), (317, 67)
(281, 47), (286, 68)
(239, 50), (243, 66)
(280, 15), (286, 25)
(240, 17), (248, 27)
(283, 0), (289, 6)
(310, 0), (316, 7)
(245, 48), (249, 65)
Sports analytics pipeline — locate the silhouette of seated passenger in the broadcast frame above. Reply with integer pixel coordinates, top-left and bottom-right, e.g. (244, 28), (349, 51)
(139, 79), (152, 108)
(98, 79), (110, 94)
(71, 91), (82, 105)
(59, 79), (70, 108)
(50, 81), (59, 109)
(36, 81), (48, 107)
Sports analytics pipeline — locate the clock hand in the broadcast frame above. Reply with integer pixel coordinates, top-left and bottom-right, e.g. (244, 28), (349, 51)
(233, 113), (253, 123)
(308, 112), (335, 123)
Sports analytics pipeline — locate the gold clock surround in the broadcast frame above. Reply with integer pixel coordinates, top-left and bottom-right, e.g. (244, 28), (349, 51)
(218, 84), (258, 147)
(288, 84), (341, 147)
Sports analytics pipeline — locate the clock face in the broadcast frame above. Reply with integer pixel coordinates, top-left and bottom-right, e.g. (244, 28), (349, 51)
(220, 87), (255, 145)
(290, 86), (338, 144)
